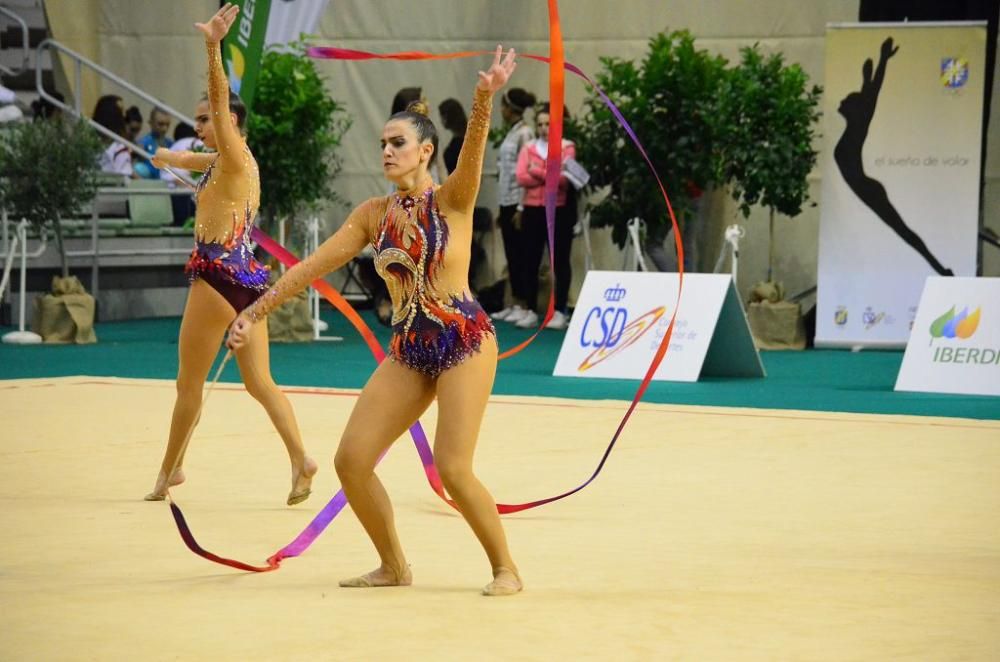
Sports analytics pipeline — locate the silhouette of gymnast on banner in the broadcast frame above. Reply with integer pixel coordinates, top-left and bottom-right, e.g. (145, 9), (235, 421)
(833, 37), (954, 276)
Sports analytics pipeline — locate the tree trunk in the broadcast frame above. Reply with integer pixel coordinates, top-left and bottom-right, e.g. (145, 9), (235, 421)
(767, 207), (775, 283)
(53, 214), (69, 279)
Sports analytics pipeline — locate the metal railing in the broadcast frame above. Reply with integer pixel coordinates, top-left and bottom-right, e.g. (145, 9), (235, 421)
(0, 6), (30, 76)
(65, 186), (195, 305)
(1, 186), (195, 312)
(34, 38), (198, 188)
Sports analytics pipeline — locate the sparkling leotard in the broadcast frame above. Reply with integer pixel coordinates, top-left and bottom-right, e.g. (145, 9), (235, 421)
(245, 87), (496, 376)
(183, 40), (269, 310)
(373, 187), (494, 376)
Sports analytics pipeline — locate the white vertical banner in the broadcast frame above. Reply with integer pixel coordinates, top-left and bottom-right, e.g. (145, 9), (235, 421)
(264, 0), (330, 47)
(816, 23), (986, 348)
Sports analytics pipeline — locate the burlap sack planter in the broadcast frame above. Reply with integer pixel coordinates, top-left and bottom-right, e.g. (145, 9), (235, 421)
(748, 300), (806, 350)
(31, 276), (97, 344)
(266, 286), (313, 343)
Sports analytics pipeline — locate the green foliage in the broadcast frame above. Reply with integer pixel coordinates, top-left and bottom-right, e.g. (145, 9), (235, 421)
(717, 45), (822, 219)
(248, 40), (351, 235)
(571, 30), (727, 247)
(0, 118), (103, 227)
(570, 31), (822, 250)
(0, 118), (103, 277)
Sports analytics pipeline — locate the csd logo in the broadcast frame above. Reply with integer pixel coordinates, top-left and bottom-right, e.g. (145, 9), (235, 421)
(579, 307), (629, 348)
(578, 306), (666, 371)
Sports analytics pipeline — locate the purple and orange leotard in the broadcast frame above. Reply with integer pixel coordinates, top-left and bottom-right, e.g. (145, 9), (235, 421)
(182, 39), (269, 313)
(245, 87), (497, 377)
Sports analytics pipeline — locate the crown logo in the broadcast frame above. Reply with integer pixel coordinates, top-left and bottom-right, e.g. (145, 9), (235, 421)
(603, 284), (626, 302)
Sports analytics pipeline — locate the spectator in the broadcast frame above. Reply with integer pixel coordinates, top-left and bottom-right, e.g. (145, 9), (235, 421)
(438, 97), (466, 174)
(124, 105), (143, 143)
(137, 107), (173, 178)
(490, 87), (536, 324)
(30, 90), (65, 122)
(391, 86), (423, 115)
(161, 122), (203, 225)
(514, 103), (577, 330)
(0, 83), (24, 123)
(92, 94), (134, 178)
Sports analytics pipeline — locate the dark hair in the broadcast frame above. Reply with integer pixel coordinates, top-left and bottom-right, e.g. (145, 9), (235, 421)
(31, 90), (65, 120)
(535, 101), (570, 122)
(390, 100), (438, 160)
(199, 90), (248, 130)
(125, 105), (143, 124)
(148, 106), (170, 122)
(173, 121), (197, 141)
(437, 98), (467, 133)
(502, 88), (536, 114)
(92, 94), (126, 137)
(391, 87), (423, 116)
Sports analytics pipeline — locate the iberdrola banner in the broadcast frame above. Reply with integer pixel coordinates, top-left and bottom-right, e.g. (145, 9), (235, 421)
(222, 0), (330, 106)
(815, 22), (986, 348)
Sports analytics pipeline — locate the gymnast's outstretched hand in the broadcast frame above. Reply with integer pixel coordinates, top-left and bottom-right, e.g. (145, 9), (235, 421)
(227, 314), (252, 350)
(477, 45), (517, 94)
(195, 2), (239, 43)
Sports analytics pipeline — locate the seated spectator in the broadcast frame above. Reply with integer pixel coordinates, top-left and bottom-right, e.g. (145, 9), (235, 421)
(139, 108), (174, 179)
(161, 122), (204, 225)
(159, 122), (204, 184)
(124, 105), (143, 143)
(31, 90), (65, 122)
(92, 95), (134, 178)
(137, 107), (173, 178)
(0, 83), (23, 124)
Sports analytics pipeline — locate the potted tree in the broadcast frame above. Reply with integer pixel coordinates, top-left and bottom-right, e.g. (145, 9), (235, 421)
(717, 45), (822, 349)
(572, 30), (727, 266)
(247, 40), (351, 342)
(0, 117), (103, 343)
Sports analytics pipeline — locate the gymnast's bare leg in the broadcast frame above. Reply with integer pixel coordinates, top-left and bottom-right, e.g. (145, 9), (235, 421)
(146, 280), (231, 500)
(234, 315), (318, 505)
(432, 335), (522, 595)
(335, 359), (436, 587)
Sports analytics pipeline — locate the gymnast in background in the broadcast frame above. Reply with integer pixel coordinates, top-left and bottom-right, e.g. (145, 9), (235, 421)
(146, 3), (317, 506)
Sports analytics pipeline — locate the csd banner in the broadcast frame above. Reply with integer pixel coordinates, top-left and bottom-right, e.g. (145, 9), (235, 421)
(553, 272), (763, 382)
(896, 277), (1000, 397)
(816, 22), (986, 348)
(222, 0), (330, 106)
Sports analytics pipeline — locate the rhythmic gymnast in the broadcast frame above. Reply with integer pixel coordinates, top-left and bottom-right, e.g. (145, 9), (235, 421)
(145, 3), (317, 505)
(227, 44), (523, 596)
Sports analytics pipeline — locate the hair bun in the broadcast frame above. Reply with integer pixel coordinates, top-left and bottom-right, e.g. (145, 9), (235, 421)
(406, 100), (430, 117)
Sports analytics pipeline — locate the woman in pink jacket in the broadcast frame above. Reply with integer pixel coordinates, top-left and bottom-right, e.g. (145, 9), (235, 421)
(514, 104), (575, 330)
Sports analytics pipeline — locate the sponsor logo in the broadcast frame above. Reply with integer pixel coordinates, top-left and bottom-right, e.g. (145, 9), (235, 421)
(834, 306), (848, 326)
(578, 306), (666, 372)
(928, 306), (997, 365)
(929, 305), (980, 340)
(226, 44), (246, 93)
(225, 0), (259, 94)
(941, 57), (969, 89)
(862, 307), (885, 330)
(603, 284), (626, 303)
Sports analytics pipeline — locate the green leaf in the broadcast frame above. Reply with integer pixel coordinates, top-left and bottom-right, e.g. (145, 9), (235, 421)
(929, 306), (954, 338)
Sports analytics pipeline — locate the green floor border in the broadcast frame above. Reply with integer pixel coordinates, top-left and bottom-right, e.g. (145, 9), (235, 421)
(2, 310), (997, 420)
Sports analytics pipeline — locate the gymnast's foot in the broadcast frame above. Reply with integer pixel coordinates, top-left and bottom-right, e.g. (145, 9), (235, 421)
(144, 467), (185, 501)
(482, 566), (523, 596)
(287, 456), (318, 506)
(339, 563), (412, 588)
